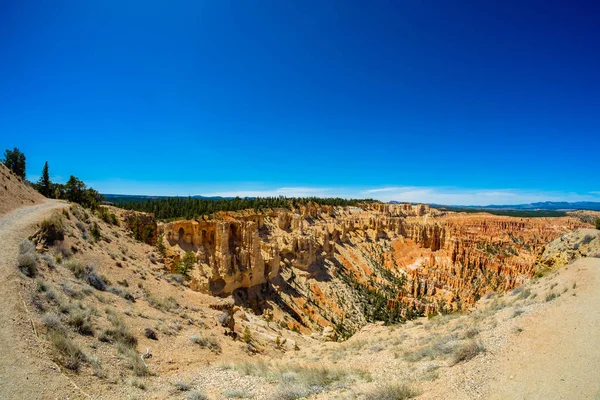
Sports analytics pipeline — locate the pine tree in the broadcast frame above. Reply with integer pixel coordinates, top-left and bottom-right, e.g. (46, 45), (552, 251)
(2, 147), (26, 179)
(37, 161), (51, 197)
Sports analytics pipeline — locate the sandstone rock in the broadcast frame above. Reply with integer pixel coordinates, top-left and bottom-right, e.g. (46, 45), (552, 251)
(158, 202), (590, 334)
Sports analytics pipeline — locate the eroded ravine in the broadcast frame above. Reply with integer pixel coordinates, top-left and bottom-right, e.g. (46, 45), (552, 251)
(157, 203), (590, 338)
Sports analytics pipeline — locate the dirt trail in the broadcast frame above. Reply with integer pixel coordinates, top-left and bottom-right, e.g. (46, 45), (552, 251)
(0, 200), (83, 399)
(486, 257), (600, 400)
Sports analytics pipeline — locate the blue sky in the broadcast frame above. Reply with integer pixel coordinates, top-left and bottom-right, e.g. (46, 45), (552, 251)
(1, 1), (598, 205)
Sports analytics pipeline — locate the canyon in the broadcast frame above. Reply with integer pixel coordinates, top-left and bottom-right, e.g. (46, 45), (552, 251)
(157, 203), (590, 336)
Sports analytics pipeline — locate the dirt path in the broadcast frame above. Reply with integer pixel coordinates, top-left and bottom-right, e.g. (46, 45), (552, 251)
(485, 257), (600, 400)
(0, 200), (84, 399)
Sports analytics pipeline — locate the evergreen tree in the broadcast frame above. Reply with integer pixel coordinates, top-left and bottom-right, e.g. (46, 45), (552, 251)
(37, 161), (52, 197)
(2, 147), (26, 179)
(65, 175), (86, 204)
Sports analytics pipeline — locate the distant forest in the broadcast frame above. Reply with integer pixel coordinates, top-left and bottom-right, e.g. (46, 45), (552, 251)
(109, 196), (378, 221)
(437, 206), (567, 218)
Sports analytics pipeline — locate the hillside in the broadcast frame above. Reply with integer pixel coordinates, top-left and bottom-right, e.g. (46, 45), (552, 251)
(0, 162), (45, 216)
(0, 186), (599, 398)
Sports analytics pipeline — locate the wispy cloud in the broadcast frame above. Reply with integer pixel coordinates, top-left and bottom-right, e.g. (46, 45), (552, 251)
(360, 186), (600, 206)
(87, 179), (600, 206)
(204, 187), (334, 198)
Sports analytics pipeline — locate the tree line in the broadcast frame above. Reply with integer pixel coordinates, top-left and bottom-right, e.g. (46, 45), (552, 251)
(3, 147), (103, 209)
(112, 196), (377, 220)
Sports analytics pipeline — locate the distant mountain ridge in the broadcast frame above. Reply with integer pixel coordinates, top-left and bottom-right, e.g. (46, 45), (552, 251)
(458, 201), (600, 211)
(102, 194), (232, 201)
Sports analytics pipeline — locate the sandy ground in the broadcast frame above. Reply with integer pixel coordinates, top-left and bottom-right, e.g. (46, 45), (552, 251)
(486, 257), (600, 400)
(418, 257), (600, 400)
(0, 200), (85, 399)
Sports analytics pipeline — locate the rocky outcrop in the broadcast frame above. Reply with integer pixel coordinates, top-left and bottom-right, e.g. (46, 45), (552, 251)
(536, 228), (600, 274)
(159, 203), (590, 335)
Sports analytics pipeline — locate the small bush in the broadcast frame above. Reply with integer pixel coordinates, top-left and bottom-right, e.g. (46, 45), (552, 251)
(144, 327), (158, 340)
(40, 213), (65, 244)
(87, 272), (106, 291)
(65, 260), (86, 279)
(187, 391), (208, 400)
(243, 326), (252, 343)
(363, 383), (418, 400)
(97, 207), (119, 226)
(190, 334), (221, 352)
(18, 251), (38, 277)
(90, 222), (101, 241)
(451, 341), (485, 365)
(69, 309), (94, 336)
(18, 240), (38, 277)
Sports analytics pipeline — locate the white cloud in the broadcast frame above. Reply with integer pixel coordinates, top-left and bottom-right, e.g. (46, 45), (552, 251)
(86, 179), (600, 206)
(360, 186), (600, 206)
(203, 187), (333, 198)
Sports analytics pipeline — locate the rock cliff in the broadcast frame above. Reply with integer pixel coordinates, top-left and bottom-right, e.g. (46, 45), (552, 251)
(158, 203), (590, 336)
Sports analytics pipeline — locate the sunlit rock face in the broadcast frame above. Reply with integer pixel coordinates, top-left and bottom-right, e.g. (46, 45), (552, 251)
(158, 203), (590, 334)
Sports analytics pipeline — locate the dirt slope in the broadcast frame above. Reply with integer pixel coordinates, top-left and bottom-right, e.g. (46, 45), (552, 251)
(416, 256), (600, 400)
(0, 162), (45, 217)
(0, 200), (83, 399)
(487, 257), (600, 399)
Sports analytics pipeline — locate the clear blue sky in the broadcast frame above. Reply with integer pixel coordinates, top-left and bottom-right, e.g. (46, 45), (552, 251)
(1, 1), (598, 205)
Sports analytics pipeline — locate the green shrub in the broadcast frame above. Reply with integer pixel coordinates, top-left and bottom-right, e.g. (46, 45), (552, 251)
(90, 222), (101, 241)
(242, 326), (252, 343)
(97, 207), (120, 226)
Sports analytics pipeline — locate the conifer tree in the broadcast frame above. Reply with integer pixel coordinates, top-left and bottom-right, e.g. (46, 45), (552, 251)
(37, 161), (51, 197)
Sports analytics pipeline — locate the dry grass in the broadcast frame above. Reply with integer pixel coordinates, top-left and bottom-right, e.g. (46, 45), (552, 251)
(99, 309), (137, 348)
(47, 328), (86, 371)
(187, 391), (208, 400)
(451, 341), (485, 365)
(190, 334), (221, 353)
(18, 240), (38, 277)
(363, 383), (419, 400)
(40, 213), (66, 244)
(64, 259), (86, 279)
(230, 361), (367, 399)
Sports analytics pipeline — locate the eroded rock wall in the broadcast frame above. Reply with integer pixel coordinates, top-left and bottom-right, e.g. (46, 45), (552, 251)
(158, 203), (590, 334)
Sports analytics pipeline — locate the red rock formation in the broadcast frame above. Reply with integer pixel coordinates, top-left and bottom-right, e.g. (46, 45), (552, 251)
(158, 203), (590, 333)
